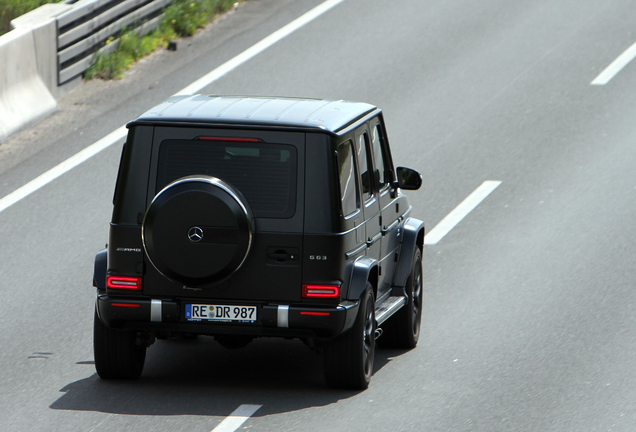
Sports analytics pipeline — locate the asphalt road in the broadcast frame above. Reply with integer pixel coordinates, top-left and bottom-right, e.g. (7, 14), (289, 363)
(1, 0), (636, 430)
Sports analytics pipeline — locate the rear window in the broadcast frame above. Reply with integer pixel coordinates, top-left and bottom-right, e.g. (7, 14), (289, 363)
(156, 139), (297, 218)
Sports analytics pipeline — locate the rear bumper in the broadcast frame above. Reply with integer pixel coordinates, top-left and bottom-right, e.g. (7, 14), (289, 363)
(96, 294), (359, 339)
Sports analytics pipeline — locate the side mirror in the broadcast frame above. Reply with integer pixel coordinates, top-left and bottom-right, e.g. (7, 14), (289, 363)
(394, 166), (422, 190)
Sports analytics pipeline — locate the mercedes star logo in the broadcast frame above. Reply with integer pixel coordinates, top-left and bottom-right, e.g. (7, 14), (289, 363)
(188, 226), (204, 243)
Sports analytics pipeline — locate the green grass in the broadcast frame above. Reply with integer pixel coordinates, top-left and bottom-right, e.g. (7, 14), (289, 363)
(85, 0), (239, 80)
(84, 32), (167, 80)
(0, 0), (57, 35)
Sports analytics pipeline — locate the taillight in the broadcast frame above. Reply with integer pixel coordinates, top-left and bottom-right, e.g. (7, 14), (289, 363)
(107, 276), (142, 290)
(302, 284), (340, 298)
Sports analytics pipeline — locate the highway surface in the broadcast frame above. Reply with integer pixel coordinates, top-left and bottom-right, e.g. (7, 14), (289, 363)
(1, 0), (636, 430)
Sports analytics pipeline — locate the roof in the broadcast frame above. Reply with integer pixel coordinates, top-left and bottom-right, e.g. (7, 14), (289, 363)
(128, 95), (378, 133)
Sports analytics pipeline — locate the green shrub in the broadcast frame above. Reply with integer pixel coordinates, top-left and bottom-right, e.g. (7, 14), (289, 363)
(84, 37), (127, 80)
(85, 0), (239, 80)
(162, 0), (236, 36)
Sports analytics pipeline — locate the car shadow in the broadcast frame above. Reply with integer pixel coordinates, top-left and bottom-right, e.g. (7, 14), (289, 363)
(50, 337), (412, 417)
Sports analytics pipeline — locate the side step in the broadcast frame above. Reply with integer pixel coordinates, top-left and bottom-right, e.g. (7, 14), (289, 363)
(375, 295), (407, 326)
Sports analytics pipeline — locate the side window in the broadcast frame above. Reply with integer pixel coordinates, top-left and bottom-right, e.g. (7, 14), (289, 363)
(336, 140), (359, 217)
(356, 133), (373, 202)
(371, 125), (388, 190)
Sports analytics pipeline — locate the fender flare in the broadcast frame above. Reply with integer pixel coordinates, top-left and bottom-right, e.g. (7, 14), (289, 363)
(344, 256), (377, 301)
(393, 218), (425, 288)
(93, 249), (107, 289)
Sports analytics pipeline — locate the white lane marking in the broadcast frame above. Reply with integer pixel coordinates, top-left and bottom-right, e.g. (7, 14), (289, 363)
(424, 181), (502, 245)
(591, 40), (636, 85)
(211, 404), (262, 432)
(0, 0), (346, 215)
(0, 126), (127, 214)
(177, 0), (346, 95)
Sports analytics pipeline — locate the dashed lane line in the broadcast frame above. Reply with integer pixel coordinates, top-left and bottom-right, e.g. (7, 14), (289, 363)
(591, 40), (636, 85)
(424, 181), (502, 245)
(211, 404), (262, 432)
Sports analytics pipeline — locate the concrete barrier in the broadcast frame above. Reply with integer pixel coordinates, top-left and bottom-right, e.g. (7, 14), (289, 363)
(0, 4), (69, 142)
(1, 0), (181, 142)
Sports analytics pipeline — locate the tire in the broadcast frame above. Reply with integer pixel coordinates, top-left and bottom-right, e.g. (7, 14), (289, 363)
(94, 310), (146, 379)
(323, 284), (375, 390)
(381, 248), (423, 349)
(142, 176), (254, 286)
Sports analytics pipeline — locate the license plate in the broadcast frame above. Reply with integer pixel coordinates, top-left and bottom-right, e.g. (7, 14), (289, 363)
(185, 304), (257, 323)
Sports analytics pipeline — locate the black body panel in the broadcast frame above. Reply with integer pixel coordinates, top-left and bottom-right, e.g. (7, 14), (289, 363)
(142, 232), (303, 301)
(98, 96), (424, 348)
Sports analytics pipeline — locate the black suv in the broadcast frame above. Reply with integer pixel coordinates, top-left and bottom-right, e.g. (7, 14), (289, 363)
(93, 96), (424, 389)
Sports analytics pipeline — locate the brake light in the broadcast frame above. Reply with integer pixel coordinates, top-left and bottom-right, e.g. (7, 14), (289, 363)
(107, 276), (142, 290)
(300, 311), (330, 316)
(198, 137), (259, 142)
(112, 303), (140, 308)
(302, 284), (340, 298)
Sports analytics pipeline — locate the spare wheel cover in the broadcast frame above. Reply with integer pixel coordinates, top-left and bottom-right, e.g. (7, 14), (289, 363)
(142, 176), (254, 286)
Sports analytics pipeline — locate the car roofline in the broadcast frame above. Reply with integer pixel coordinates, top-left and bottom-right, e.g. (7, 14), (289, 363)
(127, 108), (382, 136)
(127, 95), (380, 135)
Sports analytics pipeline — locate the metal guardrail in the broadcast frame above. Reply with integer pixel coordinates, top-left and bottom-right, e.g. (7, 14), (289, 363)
(56, 0), (172, 84)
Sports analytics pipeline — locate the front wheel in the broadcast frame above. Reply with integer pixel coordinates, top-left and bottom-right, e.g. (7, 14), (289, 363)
(93, 310), (146, 379)
(323, 284), (375, 390)
(381, 248), (423, 349)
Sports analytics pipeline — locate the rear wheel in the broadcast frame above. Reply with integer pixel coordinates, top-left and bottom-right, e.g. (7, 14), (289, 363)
(324, 284), (375, 389)
(381, 248), (423, 349)
(93, 310), (146, 379)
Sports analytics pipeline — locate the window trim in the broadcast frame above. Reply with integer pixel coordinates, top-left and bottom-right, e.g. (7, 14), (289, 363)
(355, 130), (375, 204)
(370, 120), (392, 194)
(335, 139), (361, 218)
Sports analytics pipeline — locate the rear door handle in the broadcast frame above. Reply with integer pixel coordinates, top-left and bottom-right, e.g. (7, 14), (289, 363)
(268, 252), (293, 261)
(267, 248), (299, 264)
